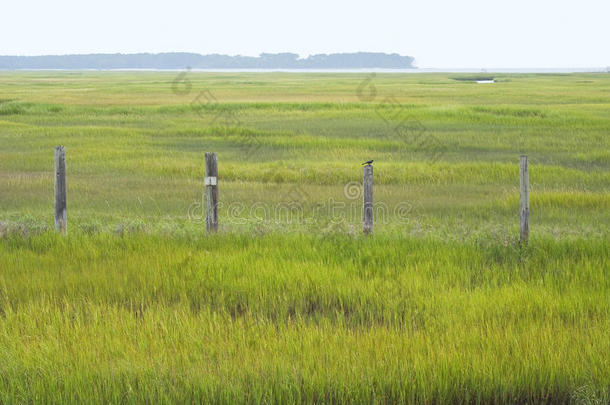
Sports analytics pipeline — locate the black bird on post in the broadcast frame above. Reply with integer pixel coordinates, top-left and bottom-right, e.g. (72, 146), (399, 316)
(362, 160), (374, 166)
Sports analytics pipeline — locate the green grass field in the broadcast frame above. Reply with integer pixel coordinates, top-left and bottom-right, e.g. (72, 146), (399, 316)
(0, 72), (608, 403)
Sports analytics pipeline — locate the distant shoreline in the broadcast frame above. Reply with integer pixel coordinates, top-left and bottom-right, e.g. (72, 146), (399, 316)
(0, 67), (606, 73)
(0, 52), (416, 70)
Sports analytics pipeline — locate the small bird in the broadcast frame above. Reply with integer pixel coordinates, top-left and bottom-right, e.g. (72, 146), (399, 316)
(362, 160), (374, 166)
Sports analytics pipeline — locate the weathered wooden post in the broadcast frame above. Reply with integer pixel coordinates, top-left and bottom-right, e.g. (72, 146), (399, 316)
(54, 146), (67, 234)
(205, 152), (218, 232)
(520, 155), (529, 244)
(362, 163), (373, 235)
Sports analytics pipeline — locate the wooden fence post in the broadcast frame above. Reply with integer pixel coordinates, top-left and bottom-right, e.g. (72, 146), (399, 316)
(520, 155), (529, 244)
(205, 152), (218, 232)
(54, 146), (67, 234)
(362, 164), (373, 235)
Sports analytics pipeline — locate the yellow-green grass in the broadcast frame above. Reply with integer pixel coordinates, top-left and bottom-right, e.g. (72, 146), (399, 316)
(1, 72), (608, 237)
(0, 72), (609, 403)
(0, 234), (608, 403)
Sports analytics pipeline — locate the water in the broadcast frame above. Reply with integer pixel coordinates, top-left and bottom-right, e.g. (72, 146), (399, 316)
(9, 67), (608, 73)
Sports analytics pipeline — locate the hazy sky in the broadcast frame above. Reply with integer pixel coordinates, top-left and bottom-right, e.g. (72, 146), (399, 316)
(3, 0), (608, 68)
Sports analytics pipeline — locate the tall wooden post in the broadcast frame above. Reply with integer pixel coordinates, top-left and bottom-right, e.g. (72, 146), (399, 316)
(520, 155), (529, 244)
(54, 146), (67, 234)
(362, 164), (373, 235)
(205, 152), (218, 232)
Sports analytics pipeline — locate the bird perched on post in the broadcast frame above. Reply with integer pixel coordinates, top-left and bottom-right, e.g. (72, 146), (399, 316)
(362, 160), (374, 166)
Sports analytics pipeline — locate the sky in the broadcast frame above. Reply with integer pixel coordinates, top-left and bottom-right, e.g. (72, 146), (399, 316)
(2, 0), (608, 68)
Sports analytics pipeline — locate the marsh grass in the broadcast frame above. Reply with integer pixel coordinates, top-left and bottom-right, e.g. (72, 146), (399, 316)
(0, 72), (608, 403)
(0, 233), (608, 403)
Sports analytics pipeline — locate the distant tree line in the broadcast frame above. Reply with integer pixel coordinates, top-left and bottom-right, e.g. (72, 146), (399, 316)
(0, 52), (415, 69)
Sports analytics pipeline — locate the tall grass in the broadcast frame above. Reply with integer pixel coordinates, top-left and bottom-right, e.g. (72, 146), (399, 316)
(0, 233), (608, 403)
(0, 72), (609, 402)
